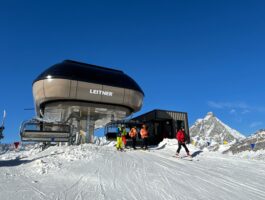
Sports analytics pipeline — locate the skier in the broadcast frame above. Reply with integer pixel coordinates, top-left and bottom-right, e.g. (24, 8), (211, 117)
(14, 142), (20, 150)
(129, 126), (137, 149)
(140, 124), (149, 150)
(0, 126), (4, 140)
(116, 125), (123, 151)
(121, 125), (127, 148)
(79, 130), (86, 144)
(176, 127), (190, 157)
(0, 110), (6, 141)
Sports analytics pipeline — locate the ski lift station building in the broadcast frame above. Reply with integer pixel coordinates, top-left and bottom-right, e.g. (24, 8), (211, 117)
(20, 60), (189, 145)
(105, 109), (190, 145)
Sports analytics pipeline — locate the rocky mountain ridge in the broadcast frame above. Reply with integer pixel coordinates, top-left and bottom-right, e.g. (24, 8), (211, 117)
(190, 112), (245, 149)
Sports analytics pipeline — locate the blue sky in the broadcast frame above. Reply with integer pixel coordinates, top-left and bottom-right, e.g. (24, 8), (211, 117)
(0, 0), (265, 142)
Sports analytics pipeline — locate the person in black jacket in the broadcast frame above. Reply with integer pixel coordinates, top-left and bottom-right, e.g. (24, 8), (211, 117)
(0, 126), (4, 140)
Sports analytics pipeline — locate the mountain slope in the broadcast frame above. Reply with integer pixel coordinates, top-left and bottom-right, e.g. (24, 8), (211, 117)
(1, 141), (265, 200)
(225, 129), (265, 154)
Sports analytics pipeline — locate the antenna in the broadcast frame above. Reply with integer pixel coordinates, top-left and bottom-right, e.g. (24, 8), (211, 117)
(1, 110), (6, 127)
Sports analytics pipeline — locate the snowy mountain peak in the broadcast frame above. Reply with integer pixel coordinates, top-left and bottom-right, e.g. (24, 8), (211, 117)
(205, 112), (215, 119)
(190, 112), (245, 149)
(254, 129), (265, 136)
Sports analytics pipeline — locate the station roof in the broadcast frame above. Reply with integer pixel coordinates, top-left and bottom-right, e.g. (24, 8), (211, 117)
(33, 60), (144, 95)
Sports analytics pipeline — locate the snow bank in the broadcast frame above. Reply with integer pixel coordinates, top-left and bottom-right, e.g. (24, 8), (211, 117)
(93, 136), (115, 146)
(232, 149), (265, 161)
(0, 144), (10, 153)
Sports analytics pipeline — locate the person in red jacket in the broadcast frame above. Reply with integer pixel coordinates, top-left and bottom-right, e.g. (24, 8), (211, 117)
(176, 127), (190, 157)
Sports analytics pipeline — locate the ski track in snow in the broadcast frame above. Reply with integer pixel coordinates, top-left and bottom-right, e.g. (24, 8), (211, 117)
(1, 143), (265, 200)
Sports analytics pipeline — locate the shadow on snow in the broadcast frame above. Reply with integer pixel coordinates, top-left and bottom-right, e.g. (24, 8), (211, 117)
(0, 152), (65, 167)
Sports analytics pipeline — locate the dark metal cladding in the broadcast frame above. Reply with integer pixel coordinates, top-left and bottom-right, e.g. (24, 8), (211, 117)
(132, 109), (190, 144)
(33, 60), (144, 95)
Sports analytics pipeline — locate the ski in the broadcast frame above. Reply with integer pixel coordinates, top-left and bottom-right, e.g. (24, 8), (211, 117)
(139, 149), (150, 152)
(172, 155), (193, 161)
(116, 149), (126, 152)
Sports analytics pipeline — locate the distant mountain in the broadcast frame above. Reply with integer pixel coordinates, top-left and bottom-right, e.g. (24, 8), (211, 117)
(224, 129), (265, 154)
(190, 112), (245, 149)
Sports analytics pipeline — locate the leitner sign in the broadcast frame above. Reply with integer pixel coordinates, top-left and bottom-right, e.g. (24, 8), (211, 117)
(90, 89), (113, 97)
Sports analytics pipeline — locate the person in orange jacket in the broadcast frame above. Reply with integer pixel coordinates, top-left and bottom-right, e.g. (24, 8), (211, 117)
(129, 126), (138, 149)
(176, 127), (190, 157)
(140, 124), (149, 150)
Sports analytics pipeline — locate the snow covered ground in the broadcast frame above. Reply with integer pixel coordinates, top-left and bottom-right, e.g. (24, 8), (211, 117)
(1, 139), (265, 200)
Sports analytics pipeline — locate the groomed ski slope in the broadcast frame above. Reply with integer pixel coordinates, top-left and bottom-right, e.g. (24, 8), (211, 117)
(1, 139), (265, 200)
